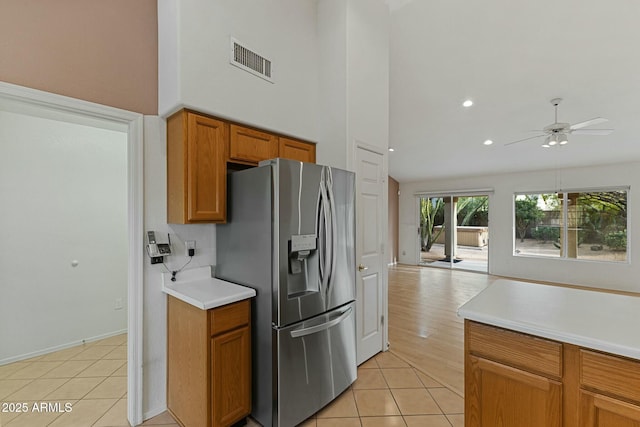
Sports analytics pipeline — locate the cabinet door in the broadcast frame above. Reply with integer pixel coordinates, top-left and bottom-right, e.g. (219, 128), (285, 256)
(580, 391), (640, 427)
(466, 355), (562, 427)
(211, 326), (251, 427)
(187, 113), (227, 222)
(229, 124), (278, 165)
(279, 137), (316, 163)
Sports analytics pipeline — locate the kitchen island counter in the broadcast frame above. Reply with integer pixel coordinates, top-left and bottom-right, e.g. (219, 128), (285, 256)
(458, 279), (640, 360)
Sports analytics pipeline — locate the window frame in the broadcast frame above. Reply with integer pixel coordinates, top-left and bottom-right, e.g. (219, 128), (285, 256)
(513, 187), (630, 264)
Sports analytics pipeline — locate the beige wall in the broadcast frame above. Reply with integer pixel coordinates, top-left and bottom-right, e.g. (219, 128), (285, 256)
(0, 0), (158, 114)
(388, 176), (399, 264)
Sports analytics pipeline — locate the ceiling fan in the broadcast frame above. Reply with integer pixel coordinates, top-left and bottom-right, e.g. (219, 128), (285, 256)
(505, 98), (614, 148)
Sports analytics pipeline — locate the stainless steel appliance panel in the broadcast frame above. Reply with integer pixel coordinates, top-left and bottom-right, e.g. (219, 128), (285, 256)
(272, 159), (356, 328)
(275, 302), (357, 427)
(215, 165), (274, 424)
(216, 159), (357, 427)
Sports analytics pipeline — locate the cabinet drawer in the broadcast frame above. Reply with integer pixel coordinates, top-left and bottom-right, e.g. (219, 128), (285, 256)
(210, 299), (250, 336)
(580, 349), (640, 404)
(229, 124), (278, 165)
(467, 321), (562, 378)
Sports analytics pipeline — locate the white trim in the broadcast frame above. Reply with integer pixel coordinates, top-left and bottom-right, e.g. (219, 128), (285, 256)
(513, 186), (630, 196)
(144, 406), (168, 422)
(127, 115), (144, 427)
(414, 188), (494, 197)
(0, 329), (127, 366)
(0, 81), (144, 426)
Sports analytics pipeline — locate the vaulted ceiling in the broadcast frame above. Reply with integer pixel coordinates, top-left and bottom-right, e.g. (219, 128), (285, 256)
(388, 0), (640, 182)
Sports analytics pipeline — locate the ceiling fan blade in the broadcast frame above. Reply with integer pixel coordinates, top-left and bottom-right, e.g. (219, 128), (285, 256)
(571, 129), (614, 135)
(570, 117), (608, 130)
(504, 134), (545, 146)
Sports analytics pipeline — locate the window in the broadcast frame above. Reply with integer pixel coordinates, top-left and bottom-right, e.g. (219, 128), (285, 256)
(514, 190), (627, 262)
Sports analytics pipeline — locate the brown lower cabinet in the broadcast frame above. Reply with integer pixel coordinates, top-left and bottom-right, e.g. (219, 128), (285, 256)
(167, 296), (251, 427)
(465, 320), (640, 427)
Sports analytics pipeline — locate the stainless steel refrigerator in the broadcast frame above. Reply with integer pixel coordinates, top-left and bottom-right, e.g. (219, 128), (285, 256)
(216, 158), (357, 427)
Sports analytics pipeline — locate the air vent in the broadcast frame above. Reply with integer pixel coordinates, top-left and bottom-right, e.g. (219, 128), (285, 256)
(230, 37), (273, 83)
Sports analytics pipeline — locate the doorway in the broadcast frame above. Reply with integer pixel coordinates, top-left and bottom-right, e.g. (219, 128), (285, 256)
(0, 82), (143, 425)
(355, 144), (388, 365)
(418, 194), (489, 273)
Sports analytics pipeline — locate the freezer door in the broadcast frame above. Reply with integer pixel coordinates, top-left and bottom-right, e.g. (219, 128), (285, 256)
(275, 302), (357, 427)
(273, 159), (356, 327)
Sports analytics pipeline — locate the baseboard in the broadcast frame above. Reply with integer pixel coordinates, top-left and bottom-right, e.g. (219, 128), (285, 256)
(0, 328), (127, 366)
(143, 406), (167, 423)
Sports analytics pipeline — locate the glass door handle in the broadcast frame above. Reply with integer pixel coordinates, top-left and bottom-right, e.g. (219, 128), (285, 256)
(358, 264), (368, 272)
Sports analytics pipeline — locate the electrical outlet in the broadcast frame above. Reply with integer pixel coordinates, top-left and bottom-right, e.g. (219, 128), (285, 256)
(115, 298), (123, 310)
(186, 240), (196, 257)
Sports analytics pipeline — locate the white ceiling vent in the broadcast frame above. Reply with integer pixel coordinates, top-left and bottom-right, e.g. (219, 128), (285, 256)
(230, 37), (273, 83)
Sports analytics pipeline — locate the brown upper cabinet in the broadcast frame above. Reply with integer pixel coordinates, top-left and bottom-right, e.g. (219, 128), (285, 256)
(279, 136), (317, 163)
(167, 109), (317, 224)
(167, 110), (227, 224)
(229, 124), (278, 165)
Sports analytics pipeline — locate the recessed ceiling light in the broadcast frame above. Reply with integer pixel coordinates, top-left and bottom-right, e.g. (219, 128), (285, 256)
(463, 99), (473, 107)
(483, 140), (493, 146)
(388, 147), (395, 152)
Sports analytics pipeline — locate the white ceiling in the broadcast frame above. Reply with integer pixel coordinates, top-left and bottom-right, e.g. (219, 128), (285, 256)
(388, 0), (640, 182)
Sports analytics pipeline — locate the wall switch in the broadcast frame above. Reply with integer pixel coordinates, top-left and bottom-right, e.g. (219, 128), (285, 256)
(186, 240), (196, 257)
(115, 298), (123, 310)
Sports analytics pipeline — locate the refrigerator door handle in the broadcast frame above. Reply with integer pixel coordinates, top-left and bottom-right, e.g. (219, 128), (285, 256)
(326, 167), (338, 297)
(290, 307), (353, 338)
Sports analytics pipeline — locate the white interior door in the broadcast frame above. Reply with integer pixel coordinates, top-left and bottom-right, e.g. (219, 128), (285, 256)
(355, 146), (385, 364)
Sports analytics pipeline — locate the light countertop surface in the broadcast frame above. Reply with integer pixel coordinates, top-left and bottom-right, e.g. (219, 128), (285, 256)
(458, 279), (640, 360)
(162, 266), (255, 310)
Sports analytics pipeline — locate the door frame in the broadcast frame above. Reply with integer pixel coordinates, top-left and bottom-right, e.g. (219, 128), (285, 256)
(0, 81), (144, 426)
(350, 140), (389, 356)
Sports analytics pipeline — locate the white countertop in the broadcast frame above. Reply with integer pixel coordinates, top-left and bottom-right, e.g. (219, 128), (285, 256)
(458, 279), (640, 360)
(162, 266), (255, 310)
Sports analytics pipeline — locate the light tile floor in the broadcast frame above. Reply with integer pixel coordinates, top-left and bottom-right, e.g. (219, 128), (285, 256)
(293, 351), (464, 427)
(1, 337), (463, 427)
(0, 333), (137, 427)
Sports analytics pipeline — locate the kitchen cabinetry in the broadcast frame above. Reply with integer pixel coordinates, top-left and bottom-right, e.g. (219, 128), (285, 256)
(167, 110), (227, 223)
(167, 109), (316, 224)
(465, 321), (562, 427)
(279, 136), (316, 163)
(465, 320), (640, 427)
(579, 349), (640, 426)
(167, 296), (251, 427)
(229, 124), (278, 165)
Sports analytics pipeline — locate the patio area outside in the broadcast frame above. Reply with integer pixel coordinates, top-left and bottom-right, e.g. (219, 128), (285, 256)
(420, 243), (488, 272)
(514, 238), (627, 262)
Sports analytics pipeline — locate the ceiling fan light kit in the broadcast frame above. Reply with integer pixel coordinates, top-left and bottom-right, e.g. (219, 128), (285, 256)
(506, 98), (614, 148)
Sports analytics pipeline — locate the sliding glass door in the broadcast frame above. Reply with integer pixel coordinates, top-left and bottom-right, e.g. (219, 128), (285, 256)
(419, 197), (445, 265)
(418, 194), (489, 273)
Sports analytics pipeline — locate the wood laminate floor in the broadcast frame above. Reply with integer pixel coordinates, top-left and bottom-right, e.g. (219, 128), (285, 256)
(387, 264), (497, 395)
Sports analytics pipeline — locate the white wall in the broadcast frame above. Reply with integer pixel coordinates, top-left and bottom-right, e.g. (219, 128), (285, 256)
(316, 0), (390, 168)
(317, 0), (348, 168)
(142, 117), (217, 417)
(346, 0), (390, 159)
(158, 0), (319, 142)
(0, 110), (128, 364)
(399, 162), (640, 293)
